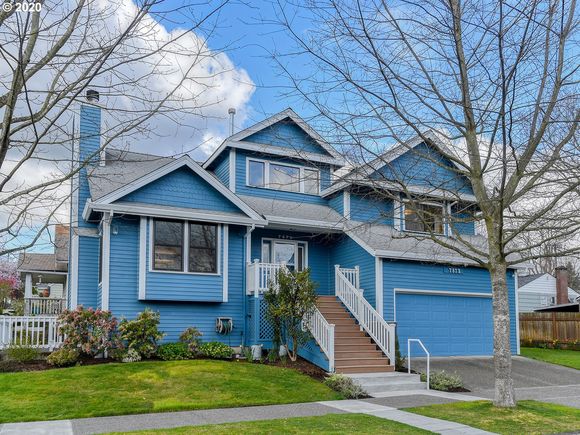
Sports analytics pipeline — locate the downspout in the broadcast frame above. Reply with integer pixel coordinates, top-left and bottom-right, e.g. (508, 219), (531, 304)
(242, 224), (256, 347)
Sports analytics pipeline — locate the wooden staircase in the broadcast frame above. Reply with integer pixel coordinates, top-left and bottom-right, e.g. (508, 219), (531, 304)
(316, 296), (394, 374)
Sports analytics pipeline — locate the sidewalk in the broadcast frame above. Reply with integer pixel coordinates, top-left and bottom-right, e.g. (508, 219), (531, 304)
(0, 391), (495, 435)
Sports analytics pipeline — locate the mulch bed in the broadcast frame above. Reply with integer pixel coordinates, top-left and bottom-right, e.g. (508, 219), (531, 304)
(260, 356), (329, 381)
(0, 356), (115, 373)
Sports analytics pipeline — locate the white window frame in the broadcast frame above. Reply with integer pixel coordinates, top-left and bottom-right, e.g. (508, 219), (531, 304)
(149, 218), (221, 276)
(246, 157), (320, 195)
(260, 237), (309, 270)
(402, 200), (446, 235)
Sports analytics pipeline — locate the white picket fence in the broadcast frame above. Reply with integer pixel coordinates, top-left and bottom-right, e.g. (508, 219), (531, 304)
(0, 316), (63, 350)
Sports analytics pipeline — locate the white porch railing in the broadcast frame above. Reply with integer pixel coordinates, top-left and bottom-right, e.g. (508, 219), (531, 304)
(24, 298), (66, 316)
(304, 307), (335, 372)
(335, 265), (396, 365)
(339, 266), (360, 289)
(0, 316), (63, 350)
(246, 260), (286, 295)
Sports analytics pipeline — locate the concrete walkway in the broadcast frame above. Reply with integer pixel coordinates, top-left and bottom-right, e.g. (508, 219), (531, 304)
(0, 391), (495, 435)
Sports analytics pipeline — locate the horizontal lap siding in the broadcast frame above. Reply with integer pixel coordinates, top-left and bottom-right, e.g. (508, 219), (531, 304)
(77, 235), (99, 308)
(213, 152), (230, 186)
(331, 236), (376, 309)
(244, 120), (332, 156)
(235, 150), (331, 205)
(78, 105), (101, 228)
(108, 216), (246, 344)
(373, 142), (473, 195)
(384, 260), (517, 353)
(350, 194), (393, 225)
(327, 192), (344, 215)
(119, 167), (241, 214)
(250, 228), (333, 295)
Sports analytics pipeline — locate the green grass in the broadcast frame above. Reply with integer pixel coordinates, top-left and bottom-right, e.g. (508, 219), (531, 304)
(408, 400), (580, 435)
(521, 347), (580, 370)
(110, 414), (433, 434)
(0, 360), (341, 423)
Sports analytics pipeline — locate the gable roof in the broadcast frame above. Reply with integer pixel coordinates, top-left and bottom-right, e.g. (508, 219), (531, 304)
(17, 253), (68, 273)
(322, 130), (475, 201)
(517, 272), (579, 295)
(85, 153), (266, 225)
(518, 273), (545, 287)
(204, 108), (345, 168)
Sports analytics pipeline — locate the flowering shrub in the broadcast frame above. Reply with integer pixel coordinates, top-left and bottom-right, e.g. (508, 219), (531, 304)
(120, 348), (142, 363)
(179, 327), (203, 354)
(118, 309), (164, 358)
(47, 348), (79, 367)
(58, 306), (122, 357)
(199, 341), (233, 359)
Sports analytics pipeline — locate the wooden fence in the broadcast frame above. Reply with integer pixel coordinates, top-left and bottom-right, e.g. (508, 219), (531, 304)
(519, 312), (580, 343)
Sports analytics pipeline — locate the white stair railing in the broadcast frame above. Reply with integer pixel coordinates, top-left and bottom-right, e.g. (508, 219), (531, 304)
(0, 316), (63, 350)
(304, 307), (335, 372)
(335, 265), (395, 365)
(408, 338), (430, 390)
(246, 261), (286, 295)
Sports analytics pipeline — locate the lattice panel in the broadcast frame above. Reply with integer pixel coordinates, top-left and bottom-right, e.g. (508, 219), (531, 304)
(247, 297), (256, 343)
(258, 298), (274, 341)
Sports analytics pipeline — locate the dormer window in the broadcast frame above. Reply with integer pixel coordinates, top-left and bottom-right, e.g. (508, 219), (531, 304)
(247, 158), (320, 195)
(403, 201), (444, 234)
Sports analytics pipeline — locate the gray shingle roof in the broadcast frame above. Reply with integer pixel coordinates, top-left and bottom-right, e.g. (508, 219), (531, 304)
(17, 253), (68, 273)
(87, 149), (175, 201)
(344, 221), (521, 265)
(238, 195), (344, 228)
(518, 273), (545, 287)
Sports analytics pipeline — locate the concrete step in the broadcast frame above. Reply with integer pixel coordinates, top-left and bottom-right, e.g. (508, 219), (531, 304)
(346, 372), (427, 395)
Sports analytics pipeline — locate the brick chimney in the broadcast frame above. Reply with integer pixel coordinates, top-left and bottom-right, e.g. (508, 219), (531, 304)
(555, 266), (569, 305)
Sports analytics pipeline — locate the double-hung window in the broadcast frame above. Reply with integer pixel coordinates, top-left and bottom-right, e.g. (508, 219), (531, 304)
(247, 159), (320, 195)
(153, 219), (218, 274)
(403, 202), (445, 234)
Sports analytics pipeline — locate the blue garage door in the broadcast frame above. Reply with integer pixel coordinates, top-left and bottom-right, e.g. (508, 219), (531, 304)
(396, 293), (493, 356)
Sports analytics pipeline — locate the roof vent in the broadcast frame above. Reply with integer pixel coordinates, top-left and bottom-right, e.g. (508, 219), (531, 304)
(86, 89), (99, 102)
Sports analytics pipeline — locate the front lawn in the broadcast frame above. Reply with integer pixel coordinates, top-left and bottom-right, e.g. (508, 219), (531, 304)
(521, 347), (580, 370)
(408, 400), (580, 435)
(0, 360), (341, 423)
(111, 414), (433, 434)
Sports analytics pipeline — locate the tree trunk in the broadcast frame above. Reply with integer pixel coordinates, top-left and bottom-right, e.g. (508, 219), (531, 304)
(490, 261), (516, 407)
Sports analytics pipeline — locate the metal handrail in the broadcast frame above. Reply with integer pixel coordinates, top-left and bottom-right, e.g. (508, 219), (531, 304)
(407, 338), (430, 390)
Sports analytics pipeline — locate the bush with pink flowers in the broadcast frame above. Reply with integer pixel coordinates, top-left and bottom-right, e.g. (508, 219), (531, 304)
(58, 306), (122, 357)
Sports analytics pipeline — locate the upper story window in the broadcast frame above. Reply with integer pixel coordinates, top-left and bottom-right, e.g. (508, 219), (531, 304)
(153, 219), (218, 274)
(403, 202), (444, 234)
(247, 158), (320, 195)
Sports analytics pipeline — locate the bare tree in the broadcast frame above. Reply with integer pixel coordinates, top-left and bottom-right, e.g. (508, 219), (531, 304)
(0, 0), (242, 255)
(274, 0), (579, 407)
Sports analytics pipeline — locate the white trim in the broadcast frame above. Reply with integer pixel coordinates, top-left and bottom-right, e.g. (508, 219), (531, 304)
(101, 213), (111, 310)
(148, 218), (222, 276)
(394, 288), (493, 298)
(18, 270), (68, 276)
(393, 196), (402, 230)
(24, 274), (33, 299)
(92, 155), (265, 223)
(343, 191), (350, 218)
(514, 273), (520, 355)
(229, 148), (236, 192)
(203, 108), (344, 168)
(245, 157), (321, 196)
(138, 217), (147, 300)
(87, 202), (265, 226)
(264, 215), (343, 232)
(234, 141), (343, 165)
(223, 224), (229, 302)
(70, 233), (79, 308)
(375, 257), (383, 316)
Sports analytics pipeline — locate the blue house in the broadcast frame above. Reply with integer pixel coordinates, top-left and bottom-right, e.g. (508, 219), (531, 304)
(68, 94), (521, 373)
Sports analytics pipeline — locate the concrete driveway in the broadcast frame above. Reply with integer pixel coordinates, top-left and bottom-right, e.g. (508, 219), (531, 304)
(411, 356), (580, 408)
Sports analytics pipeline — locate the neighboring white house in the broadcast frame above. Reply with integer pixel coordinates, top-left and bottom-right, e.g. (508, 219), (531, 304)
(518, 272), (579, 312)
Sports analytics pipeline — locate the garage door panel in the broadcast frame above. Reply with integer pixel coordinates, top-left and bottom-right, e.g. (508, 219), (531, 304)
(397, 293), (493, 356)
